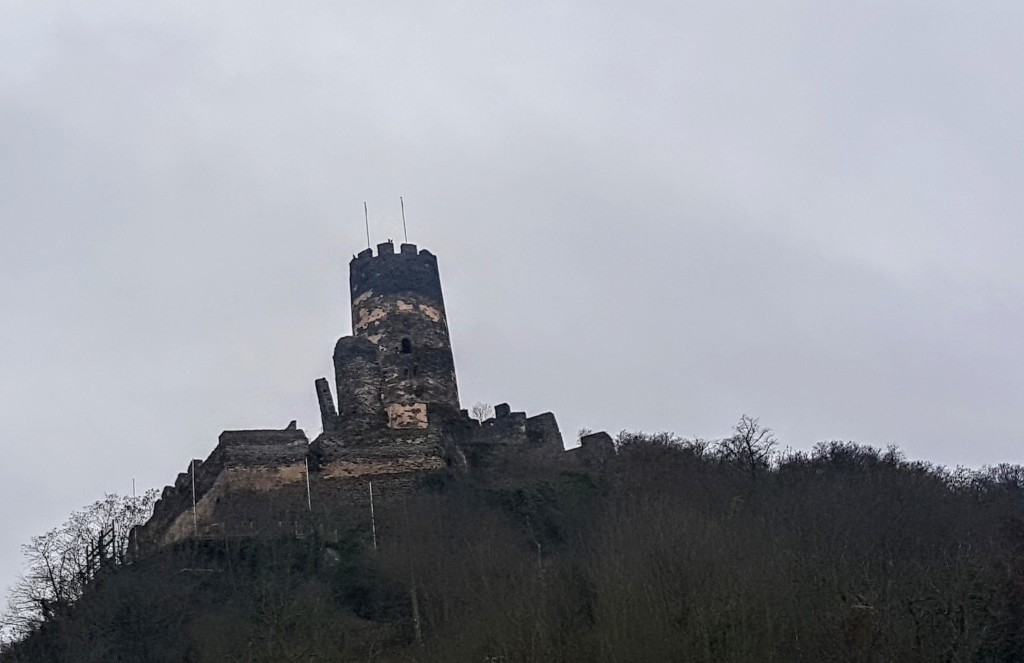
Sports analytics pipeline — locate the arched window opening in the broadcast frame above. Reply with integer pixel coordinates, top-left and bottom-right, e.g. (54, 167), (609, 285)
(400, 338), (412, 354)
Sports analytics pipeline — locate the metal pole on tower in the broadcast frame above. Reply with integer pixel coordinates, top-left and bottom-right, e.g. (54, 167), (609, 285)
(191, 460), (197, 536)
(364, 202), (371, 248)
(400, 196), (408, 243)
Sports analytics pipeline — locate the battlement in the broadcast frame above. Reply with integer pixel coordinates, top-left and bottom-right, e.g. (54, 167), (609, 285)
(350, 242), (442, 301)
(353, 241), (434, 261)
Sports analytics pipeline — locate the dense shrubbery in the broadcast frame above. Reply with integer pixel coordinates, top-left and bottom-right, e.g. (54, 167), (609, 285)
(4, 426), (1024, 662)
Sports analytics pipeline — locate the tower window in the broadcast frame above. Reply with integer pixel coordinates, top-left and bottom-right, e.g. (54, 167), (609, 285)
(400, 338), (412, 354)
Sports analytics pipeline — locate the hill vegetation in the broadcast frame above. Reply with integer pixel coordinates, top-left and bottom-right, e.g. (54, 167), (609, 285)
(3, 421), (1024, 662)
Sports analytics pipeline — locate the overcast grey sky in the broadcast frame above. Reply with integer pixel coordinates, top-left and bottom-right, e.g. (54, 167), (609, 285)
(2, 1), (1022, 601)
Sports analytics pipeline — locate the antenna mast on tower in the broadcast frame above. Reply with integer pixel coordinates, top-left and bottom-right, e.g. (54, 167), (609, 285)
(364, 202), (370, 248)
(400, 197), (408, 243)
(191, 460), (197, 536)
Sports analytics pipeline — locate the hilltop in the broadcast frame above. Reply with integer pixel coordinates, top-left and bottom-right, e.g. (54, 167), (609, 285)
(3, 430), (1023, 662)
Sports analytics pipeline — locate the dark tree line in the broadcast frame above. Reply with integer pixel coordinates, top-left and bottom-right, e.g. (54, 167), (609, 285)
(3, 418), (1024, 662)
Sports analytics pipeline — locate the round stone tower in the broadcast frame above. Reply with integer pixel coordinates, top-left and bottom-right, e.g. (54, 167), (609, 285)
(339, 241), (460, 429)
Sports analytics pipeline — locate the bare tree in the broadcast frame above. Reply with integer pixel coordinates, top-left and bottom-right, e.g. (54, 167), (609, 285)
(718, 414), (777, 482)
(471, 402), (494, 423)
(2, 490), (158, 641)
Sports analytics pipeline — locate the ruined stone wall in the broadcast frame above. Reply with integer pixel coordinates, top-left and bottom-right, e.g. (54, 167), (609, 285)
(310, 427), (448, 476)
(315, 378), (339, 432)
(332, 336), (386, 435)
(306, 427), (449, 528)
(526, 412), (563, 452)
(574, 431), (616, 466)
(136, 403), (567, 552)
(456, 403), (564, 472)
(134, 428), (312, 549)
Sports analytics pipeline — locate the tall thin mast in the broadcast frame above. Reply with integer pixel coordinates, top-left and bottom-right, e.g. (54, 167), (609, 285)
(305, 457), (312, 511)
(369, 481), (378, 550)
(191, 460), (197, 535)
(364, 202), (371, 248)
(400, 197), (408, 243)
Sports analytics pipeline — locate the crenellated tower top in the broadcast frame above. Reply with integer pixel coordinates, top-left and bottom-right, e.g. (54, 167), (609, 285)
(349, 242), (443, 304)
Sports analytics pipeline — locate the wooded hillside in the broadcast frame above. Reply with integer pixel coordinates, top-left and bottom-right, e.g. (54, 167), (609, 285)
(4, 426), (1023, 662)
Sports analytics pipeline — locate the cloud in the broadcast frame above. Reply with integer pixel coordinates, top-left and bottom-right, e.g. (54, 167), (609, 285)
(1, 0), (1022, 604)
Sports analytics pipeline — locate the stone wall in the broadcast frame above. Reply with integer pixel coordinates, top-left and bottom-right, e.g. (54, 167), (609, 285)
(134, 428), (312, 549)
(315, 377), (340, 432)
(332, 336), (386, 434)
(456, 403), (564, 472)
(135, 404), (568, 552)
(571, 431), (616, 466)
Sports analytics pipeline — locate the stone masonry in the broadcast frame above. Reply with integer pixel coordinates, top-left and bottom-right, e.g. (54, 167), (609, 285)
(134, 241), (569, 550)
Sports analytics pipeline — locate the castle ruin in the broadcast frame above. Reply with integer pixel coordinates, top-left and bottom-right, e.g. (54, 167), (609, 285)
(134, 241), (568, 549)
